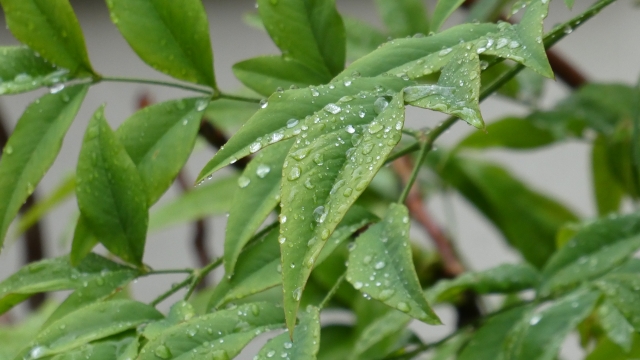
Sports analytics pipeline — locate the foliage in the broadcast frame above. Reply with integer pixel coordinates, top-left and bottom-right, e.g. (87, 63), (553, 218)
(0, 0), (637, 359)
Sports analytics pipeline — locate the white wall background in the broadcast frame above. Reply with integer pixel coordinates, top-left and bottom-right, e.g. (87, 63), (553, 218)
(0, 0), (638, 358)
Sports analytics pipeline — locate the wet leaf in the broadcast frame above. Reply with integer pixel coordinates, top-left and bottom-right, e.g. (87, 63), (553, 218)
(596, 299), (634, 352)
(76, 106), (148, 266)
(116, 97), (208, 205)
(0, 0), (94, 75)
(595, 274), (640, 331)
(142, 301), (196, 342)
(225, 140), (292, 275)
(0, 46), (76, 95)
(347, 204), (440, 323)
(280, 90), (407, 331)
(255, 306), (320, 360)
(0, 85), (87, 250)
(351, 309), (411, 359)
(106, 0), (216, 88)
(137, 302), (285, 360)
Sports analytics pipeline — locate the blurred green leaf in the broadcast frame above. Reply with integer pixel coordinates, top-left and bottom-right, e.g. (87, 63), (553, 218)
(596, 299), (634, 352)
(148, 174), (238, 230)
(587, 334), (640, 360)
(0, 85), (87, 250)
(373, 0), (430, 37)
(204, 97), (260, 134)
(106, 0), (216, 88)
(76, 106), (148, 266)
(595, 274), (640, 331)
(541, 212), (640, 297)
(347, 204), (440, 323)
(0, 0), (94, 75)
(0, 46), (77, 95)
(257, 0), (345, 77)
(351, 309), (411, 360)
(0, 302), (57, 359)
(318, 325), (355, 360)
(343, 17), (387, 62)
(70, 215), (98, 265)
(456, 117), (555, 151)
(31, 333), (136, 360)
(116, 97), (208, 205)
(592, 135), (624, 215)
(466, 0), (511, 22)
(431, 0), (466, 32)
(255, 306), (320, 360)
(225, 140), (292, 274)
(280, 91), (406, 331)
(137, 302), (284, 360)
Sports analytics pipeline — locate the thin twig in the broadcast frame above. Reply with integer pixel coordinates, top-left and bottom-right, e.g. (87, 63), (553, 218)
(318, 272), (347, 309)
(184, 257), (223, 301)
(101, 76), (213, 95)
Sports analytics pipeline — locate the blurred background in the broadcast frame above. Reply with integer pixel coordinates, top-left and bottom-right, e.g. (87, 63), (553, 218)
(0, 0), (638, 358)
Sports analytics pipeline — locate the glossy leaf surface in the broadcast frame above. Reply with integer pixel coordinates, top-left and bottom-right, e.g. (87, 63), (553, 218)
(255, 306), (320, 360)
(0, 46), (75, 95)
(0, 85), (87, 248)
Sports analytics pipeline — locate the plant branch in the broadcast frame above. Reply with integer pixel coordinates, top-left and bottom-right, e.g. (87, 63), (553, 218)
(150, 276), (193, 306)
(100, 76), (213, 95)
(318, 271), (347, 309)
(217, 93), (262, 103)
(184, 257), (223, 301)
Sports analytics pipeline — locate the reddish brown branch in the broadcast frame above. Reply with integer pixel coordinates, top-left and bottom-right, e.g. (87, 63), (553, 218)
(393, 157), (465, 277)
(462, 0), (588, 89)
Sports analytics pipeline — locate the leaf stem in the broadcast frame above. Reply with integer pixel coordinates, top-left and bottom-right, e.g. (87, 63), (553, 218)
(150, 276), (192, 307)
(216, 93), (262, 103)
(99, 76), (213, 95)
(145, 268), (194, 275)
(184, 256), (223, 301)
(318, 272), (347, 309)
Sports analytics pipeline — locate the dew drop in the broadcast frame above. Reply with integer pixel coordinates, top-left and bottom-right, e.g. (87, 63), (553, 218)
(397, 302), (411, 313)
(373, 97), (389, 114)
(154, 345), (172, 359)
(346, 125), (356, 134)
(249, 142), (262, 153)
(237, 176), (251, 188)
(288, 166), (301, 180)
(379, 289), (395, 300)
(368, 122), (384, 134)
(256, 164), (271, 178)
(374, 261), (386, 270)
(324, 103), (341, 114)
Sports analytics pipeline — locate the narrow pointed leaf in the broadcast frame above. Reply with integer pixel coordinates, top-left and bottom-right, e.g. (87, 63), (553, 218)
(149, 174), (238, 230)
(503, 289), (600, 360)
(116, 97), (208, 205)
(225, 140), (292, 274)
(0, 0), (94, 75)
(405, 48), (484, 128)
(106, 0), (216, 88)
(42, 267), (140, 329)
(352, 309), (411, 359)
(197, 76), (411, 180)
(483, 0), (553, 78)
(0, 254), (133, 315)
(280, 90), (407, 331)
(0, 46), (76, 95)
(431, 0), (466, 32)
(466, 0), (511, 22)
(427, 263), (540, 304)
(257, 0), (345, 77)
(233, 56), (329, 97)
(592, 137), (624, 215)
(540, 212), (640, 297)
(595, 274), (640, 331)
(596, 300), (634, 352)
(205, 97), (260, 134)
(70, 215), (98, 265)
(343, 17), (387, 62)
(347, 204), (440, 323)
(0, 85), (87, 249)
(76, 107), (149, 266)
(137, 302), (285, 360)
(29, 335), (136, 360)
(336, 23), (498, 80)
(373, 0), (430, 37)
(459, 305), (533, 360)
(14, 300), (162, 359)
(456, 117), (556, 151)
(564, 0), (575, 8)
(255, 306), (320, 360)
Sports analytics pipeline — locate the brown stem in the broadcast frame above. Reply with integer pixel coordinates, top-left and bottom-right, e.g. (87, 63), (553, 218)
(0, 107), (46, 311)
(198, 120), (250, 171)
(462, 0), (588, 89)
(137, 93), (211, 288)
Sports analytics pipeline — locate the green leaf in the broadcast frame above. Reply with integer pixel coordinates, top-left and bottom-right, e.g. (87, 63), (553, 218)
(336, 23), (498, 80)
(373, 0), (430, 37)
(351, 309), (411, 359)
(587, 334), (640, 360)
(0, 85), (87, 249)
(596, 299), (634, 352)
(502, 289), (600, 360)
(0, 254), (133, 315)
(15, 174), (75, 237)
(405, 47), (484, 129)
(142, 301), (196, 342)
(0, 0), (94, 75)
(456, 117), (555, 151)
(233, 56), (329, 97)
(255, 306), (320, 360)
(466, 0), (511, 22)
(257, 0), (345, 77)
(0, 46), (76, 95)
(204, 97), (260, 134)
(459, 304), (532, 360)
(318, 325), (355, 360)
(431, 0), (466, 32)
(347, 204), (440, 323)
(595, 274), (640, 331)
(280, 90), (407, 331)
(429, 151), (578, 268)
(540, 212), (640, 297)
(149, 174), (238, 230)
(483, 0), (553, 78)
(137, 302), (285, 360)
(33, 334), (136, 360)
(70, 215), (98, 265)
(427, 263), (540, 304)
(43, 267), (140, 329)
(225, 140), (292, 274)
(564, 0), (575, 9)
(0, 303), (57, 359)
(198, 77), (411, 180)
(106, 0), (216, 88)
(14, 300), (162, 359)
(343, 17), (387, 63)
(116, 97), (208, 205)
(76, 106), (149, 266)
(592, 135), (624, 215)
